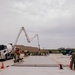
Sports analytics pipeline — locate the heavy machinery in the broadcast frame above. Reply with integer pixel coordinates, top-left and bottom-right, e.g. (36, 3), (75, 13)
(59, 47), (74, 55)
(0, 27), (40, 60)
(13, 27), (40, 51)
(0, 43), (14, 60)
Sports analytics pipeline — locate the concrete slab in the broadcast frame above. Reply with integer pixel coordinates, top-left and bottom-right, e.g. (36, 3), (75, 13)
(13, 54), (71, 67)
(0, 66), (75, 75)
(48, 54), (71, 66)
(13, 56), (58, 66)
(0, 54), (74, 75)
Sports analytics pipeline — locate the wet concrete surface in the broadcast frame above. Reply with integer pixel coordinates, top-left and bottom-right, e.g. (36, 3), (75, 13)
(0, 54), (74, 75)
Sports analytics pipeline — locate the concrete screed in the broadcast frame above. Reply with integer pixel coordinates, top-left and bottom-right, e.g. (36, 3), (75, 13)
(0, 54), (75, 75)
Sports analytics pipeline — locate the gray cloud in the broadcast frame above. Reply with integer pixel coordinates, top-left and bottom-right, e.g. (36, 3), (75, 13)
(0, 0), (75, 49)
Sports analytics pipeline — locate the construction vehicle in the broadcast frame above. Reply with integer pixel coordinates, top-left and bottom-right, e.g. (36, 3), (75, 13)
(0, 27), (40, 60)
(0, 43), (14, 60)
(13, 27), (40, 51)
(59, 48), (74, 55)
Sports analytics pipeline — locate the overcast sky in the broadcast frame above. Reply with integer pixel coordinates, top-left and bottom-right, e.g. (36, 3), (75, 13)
(0, 0), (75, 49)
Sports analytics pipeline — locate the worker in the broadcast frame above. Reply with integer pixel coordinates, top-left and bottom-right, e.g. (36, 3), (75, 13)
(70, 51), (75, 70)
(14, 48), (21, 62)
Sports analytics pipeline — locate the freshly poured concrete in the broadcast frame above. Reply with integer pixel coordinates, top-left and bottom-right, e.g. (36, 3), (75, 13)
(13, 56), (58, 67)
(0, 54), (74, 75)
(0, 66), (75, 75)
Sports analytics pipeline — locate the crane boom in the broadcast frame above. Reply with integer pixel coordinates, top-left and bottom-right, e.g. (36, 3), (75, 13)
(30, 34), (40, 50)
(13, 27), (40, 50)
(22, 27), (30, 43)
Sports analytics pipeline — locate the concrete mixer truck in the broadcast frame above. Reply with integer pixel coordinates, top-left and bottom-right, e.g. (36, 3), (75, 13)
(0, 43), (14, 60)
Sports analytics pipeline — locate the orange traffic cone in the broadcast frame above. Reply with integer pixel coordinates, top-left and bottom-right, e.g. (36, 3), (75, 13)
(1, 62), (5, 69)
